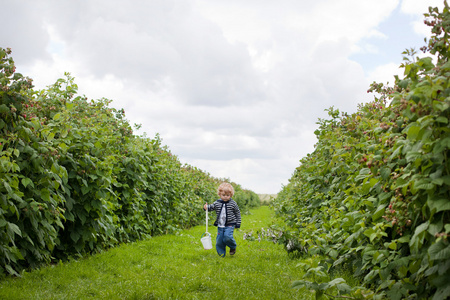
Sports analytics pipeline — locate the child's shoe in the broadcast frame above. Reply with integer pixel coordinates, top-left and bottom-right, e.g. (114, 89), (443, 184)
(230, 248), (236, 255)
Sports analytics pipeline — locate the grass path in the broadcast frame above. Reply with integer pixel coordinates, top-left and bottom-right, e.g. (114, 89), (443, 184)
(0, 206), (310, 299)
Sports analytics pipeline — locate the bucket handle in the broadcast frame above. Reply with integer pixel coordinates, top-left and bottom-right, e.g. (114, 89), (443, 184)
(205, 202), (208, 233)
(202, 203), (210, 239)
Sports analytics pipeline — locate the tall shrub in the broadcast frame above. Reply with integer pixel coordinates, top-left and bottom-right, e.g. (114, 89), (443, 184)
(274, 3), (450, 299)
(0, 49), (257, 276)
(0, 48), (67, 274)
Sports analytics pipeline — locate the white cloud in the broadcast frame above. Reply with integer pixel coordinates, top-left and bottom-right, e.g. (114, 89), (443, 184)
(1, 0), (437, 193)
(401, 0), (443, 14)
(367, 62), (403, 85)
(304, 0), (399, 45)
(401, 0), (445, 36)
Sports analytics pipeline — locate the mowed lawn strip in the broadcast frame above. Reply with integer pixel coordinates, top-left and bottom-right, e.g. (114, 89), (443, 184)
(0, 206), (311, 300)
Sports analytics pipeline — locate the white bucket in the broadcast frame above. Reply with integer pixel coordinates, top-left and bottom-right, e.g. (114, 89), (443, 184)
(201, 232), (212, 250)
(201, 203), (212, 250)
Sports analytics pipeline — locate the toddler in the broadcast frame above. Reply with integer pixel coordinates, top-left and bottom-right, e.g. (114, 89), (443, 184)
(203, 182), (241, 257)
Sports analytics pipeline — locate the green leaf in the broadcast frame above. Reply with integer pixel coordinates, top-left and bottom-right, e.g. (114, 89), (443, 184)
(363, 269), (378, 282)
(413, 179), (434, 191)
(40, 189), (50, 202)
(398, 235), (411, 243)
(47, 132), (55, 142)
(433, 285), (450, 300)
(434, 137), (450, 154)
(51, 162), (60, 174)
(398, 79), (410, 88)
(388, 241), (397, 250)
(407, 125), (420, 140)
(428, 219), (444, 236)
(428, 197), (450, 213)
(359, 168), (371, 175)
(60, 130), (68, 138)
(3, 181), (12, 194)
(372, 204), (387, 221)
(324, 278), (343, 288)
(53, 113), (61, 121)
(406, 151), (421, 163)
(418, 56), (434, 70)
(355, 174), (368, 181)
(292, 280), (309, 289)
(380, 167), (391, 180)
(79, 212), (86, 224)
(428, 241), (450, 261)
(4, 264), (19, 276)
(0, 104), (9, 114)
(21, 177), (34, 188)
(328, 278), (352, 294)
(327, 248), (338, 259)
(7, 222), (22, 238)
(435, 116), (448, 124)
(432, 100), (450, 112)
(70, 230), (80, 242)
(386, 282), (407, 300)
(363, 228), (375, 240)
(58, 142), (68, 152)
(410, 221), (429, 249)
(81, 185), (90, 195)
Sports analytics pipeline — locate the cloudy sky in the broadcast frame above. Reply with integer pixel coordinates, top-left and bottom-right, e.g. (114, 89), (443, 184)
(1, 0), (444, 194)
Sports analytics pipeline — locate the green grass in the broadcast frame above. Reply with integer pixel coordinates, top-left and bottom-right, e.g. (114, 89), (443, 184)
(0, 206), (312, 299)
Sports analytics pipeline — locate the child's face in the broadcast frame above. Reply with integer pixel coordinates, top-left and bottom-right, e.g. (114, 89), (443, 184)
(219, 191), (231, 201)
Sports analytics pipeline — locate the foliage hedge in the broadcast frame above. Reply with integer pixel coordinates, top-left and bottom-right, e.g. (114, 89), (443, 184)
(273, 3), (450, 300)
(0, 48), (259, 277)
(233, 186), (261, 212)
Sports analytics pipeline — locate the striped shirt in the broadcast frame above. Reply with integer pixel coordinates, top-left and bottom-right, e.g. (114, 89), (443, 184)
(206, 199), (241, 229)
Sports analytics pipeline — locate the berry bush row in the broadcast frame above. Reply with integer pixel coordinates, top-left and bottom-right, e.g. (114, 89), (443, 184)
(0, 48), (259, 276)
(273, 3), (450, 299)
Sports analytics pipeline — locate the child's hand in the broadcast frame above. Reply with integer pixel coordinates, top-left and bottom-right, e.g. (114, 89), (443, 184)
(203, 203), (207, 210)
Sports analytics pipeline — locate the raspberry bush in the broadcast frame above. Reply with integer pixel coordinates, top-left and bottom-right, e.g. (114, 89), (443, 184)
(0, 48), (259, 276)
(274, 3), (450, 299)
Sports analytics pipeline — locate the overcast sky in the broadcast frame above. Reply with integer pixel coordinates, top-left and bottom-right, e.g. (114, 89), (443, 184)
(1, 0), (444, 194)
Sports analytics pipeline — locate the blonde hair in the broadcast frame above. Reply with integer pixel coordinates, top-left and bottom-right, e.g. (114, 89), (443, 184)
(217, 182), (234, 196)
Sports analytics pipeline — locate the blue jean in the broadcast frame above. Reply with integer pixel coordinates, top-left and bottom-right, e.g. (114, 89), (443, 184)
(216, 226), (237, 257)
